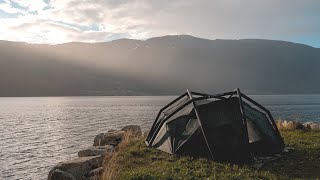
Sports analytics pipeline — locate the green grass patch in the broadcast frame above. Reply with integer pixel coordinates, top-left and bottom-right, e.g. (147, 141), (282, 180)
(103, 130), (320, 179)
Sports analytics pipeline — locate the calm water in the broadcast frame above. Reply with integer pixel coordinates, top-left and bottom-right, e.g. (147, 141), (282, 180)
(0, 95), (320, 179)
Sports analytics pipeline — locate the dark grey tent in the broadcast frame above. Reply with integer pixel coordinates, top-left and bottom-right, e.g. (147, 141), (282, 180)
(146, 89), (284, 161)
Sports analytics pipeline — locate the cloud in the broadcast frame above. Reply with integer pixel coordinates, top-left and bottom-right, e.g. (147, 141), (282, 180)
(0, 0), (319, 46)
(0, 0), (24, 14)
(9, 0), (48, 12)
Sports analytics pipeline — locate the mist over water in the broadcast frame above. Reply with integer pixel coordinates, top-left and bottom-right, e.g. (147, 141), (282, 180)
(0, 95), (320, 179)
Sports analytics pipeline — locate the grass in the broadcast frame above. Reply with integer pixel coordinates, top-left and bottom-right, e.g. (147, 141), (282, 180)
(102, 130), (320, 180)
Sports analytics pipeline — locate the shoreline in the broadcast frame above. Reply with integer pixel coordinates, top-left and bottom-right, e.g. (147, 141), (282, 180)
(47, 125), (143, 180)
(47, 121), (320, 180)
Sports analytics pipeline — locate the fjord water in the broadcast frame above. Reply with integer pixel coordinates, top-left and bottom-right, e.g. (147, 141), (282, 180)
(0, 95), (320, 179)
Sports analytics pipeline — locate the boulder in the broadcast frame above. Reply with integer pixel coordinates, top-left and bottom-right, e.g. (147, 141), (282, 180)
(93, 130), (125, 146)
(48, 156), (103, 180)
(48, 169), (76, 180)
(89, 167), (104, 177)
(303, 122), (320, 130)
(275, 120), (285, 130)
(93, 133), (104, 145)
(107, 129), (117, 132)
(78, 145), (114, 157)
(104, 145), (115, 154)
(121, 125), (142, 136)
(282, 121), (304, 130)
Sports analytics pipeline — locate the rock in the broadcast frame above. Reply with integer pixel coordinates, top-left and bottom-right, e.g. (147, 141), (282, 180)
(48, 169), (76, 180)
(282, 121), (304, 130)
(48, 156), (103, 180)
(78, 145), (115, 157)
(121, 125), (142, 136)
(275, 120), (285, 130)
(93, 133), (104, 145)
(78, 146), (105, 157)
(303, 122), (320, 130)
(107, 129), (117, 132)
(89, 167), (104, 177)
(93, 130), (125, 146)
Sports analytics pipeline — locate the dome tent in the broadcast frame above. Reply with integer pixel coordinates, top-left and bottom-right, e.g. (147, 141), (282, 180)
(145, 89), (284, 161)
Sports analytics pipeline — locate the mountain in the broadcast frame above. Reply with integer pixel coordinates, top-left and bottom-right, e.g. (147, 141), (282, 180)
(0, 35), (319, 96)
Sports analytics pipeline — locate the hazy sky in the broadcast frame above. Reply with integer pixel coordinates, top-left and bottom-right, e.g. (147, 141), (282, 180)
(0, 0), (319, 47)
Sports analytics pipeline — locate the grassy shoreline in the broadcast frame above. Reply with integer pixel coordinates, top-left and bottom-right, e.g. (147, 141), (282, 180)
(102, 130), (320, 179)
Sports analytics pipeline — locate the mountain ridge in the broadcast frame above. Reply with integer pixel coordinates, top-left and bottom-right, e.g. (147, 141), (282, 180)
(0, 35), (319, 96)
(1, 35), (317, 49)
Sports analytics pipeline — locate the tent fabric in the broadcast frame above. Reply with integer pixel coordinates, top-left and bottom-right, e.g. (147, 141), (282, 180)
(146, 89), (284, 162)
(195, 98), (248, 160)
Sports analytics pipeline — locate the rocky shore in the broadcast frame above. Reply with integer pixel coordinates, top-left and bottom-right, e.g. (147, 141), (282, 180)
(47, 121), (319, 180)
(275, 120), (320, 131)
(47, 125), (143, 180)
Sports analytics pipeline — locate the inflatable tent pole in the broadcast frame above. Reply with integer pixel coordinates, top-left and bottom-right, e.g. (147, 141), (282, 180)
(146, 92), (188, 145)
(236, 88), (250, 147)
(187, 89), (215, 160)
(239, 93), (284, 148)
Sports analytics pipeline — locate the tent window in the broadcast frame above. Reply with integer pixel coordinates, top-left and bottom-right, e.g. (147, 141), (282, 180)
(243, 103), (277, 142)
(246, 119), (262, 143)
(167, 113), (199, 151)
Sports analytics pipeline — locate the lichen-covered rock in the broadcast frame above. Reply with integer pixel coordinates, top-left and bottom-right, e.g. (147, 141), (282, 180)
(93, 130), (125, 146)
(48, 169), (76, 180)
(303, 122), (320, 130)
(48, 156), (103, 180)
(121, 125), (142, 136)
(78, 145), (114, 157)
